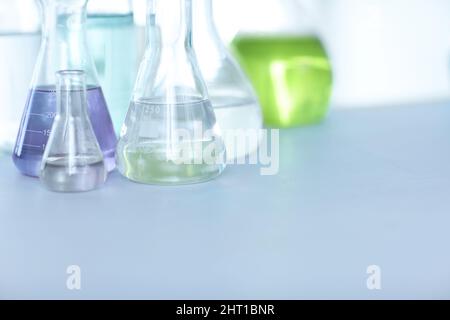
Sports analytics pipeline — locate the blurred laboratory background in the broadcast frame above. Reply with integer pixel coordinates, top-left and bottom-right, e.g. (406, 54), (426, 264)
(1, 0), (450, 151)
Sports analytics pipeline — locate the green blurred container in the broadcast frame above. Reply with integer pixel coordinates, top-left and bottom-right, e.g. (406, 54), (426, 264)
(233, 36), (332, 128)
(231, 0), (333, 128)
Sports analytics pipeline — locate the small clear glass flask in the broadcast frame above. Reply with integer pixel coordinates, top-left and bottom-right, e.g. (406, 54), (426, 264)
(193, 0), (263, 159)
(231, 0), (333, 128)
(87, 0), (137, 134)
(13, 0), (117, 177)
(116, 0), (226, 185)
(40, 70), (107, 193)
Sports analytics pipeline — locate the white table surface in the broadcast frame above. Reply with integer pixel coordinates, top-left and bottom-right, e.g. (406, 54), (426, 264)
(1, 103), (450, 299)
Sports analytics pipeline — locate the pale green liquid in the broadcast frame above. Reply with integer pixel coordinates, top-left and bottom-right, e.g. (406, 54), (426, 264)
(232, 36), (333, 128)
(120, 147), (225, 185)
(116, 100), (226, 185)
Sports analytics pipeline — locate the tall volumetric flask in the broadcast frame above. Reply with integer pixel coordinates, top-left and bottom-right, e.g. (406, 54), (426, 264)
(41, 71), (107, 192)
(116, 0), (226, 185)
(13, 0), (117, 177)
(193, 0), (262, 159)
(232, 0), (333, 128)
(87, 0), (137, 134)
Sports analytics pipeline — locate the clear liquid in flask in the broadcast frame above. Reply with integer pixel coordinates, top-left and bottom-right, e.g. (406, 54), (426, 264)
(117, 98), (226, 185)
(41, 155), (106, 192)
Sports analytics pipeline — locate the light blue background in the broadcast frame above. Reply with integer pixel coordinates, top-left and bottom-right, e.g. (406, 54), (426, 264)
(1, 104), (450, 299)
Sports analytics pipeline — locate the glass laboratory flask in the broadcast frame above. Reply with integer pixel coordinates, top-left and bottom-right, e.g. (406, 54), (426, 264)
(13, 0), (117, 177)
(41, 70), (107, 192)
(231, 0), (333, 128)
(116, 0), (226, 185)
(87, 0), (137, 135)
(0, 0), (40, 154)
(193, 0), (262, 159)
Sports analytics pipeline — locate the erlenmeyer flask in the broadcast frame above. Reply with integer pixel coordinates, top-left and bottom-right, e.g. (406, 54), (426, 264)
(193, 0), (262, 159)
(116, 0), (226, 185)
(231, 0), (333, 128)
(41, 70), (107, 192)
(13, 0), (117, 177)
(87, 0), (137, 135)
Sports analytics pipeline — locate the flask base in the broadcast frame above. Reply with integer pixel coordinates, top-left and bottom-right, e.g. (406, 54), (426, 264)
(40, 158), (106, 193)
(13, 148), (116, 178)
(117, 151), (226, 186)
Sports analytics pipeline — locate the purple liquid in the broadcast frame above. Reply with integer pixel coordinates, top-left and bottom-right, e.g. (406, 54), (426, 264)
(13, 86), (117, 177)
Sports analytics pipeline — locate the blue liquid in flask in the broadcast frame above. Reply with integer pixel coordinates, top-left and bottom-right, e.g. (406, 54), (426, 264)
(87, 12), (137, 134)
(13, 85), (117, 177)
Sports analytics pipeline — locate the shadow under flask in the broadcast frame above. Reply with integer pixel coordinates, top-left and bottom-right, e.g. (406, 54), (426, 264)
(13, 0), (117, 177)
(40, 70), (107, 193)
(116, 0), (226, 185)
(193, 0), (263, 160)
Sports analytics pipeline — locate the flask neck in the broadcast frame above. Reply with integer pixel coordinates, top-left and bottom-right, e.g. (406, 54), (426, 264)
(146, 0), (193, 50)
(194, 0), (215, 30)
(56, 70), (88, 118)
(35, 0), (99, 86)
(40, 0), (89, 35)
(135, 0), (208, 102)
(39, 0), (88, 30)
(192, 0), (222, 46)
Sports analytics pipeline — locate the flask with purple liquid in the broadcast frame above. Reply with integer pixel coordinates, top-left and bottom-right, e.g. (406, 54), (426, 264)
(13, 0), (117, 177)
